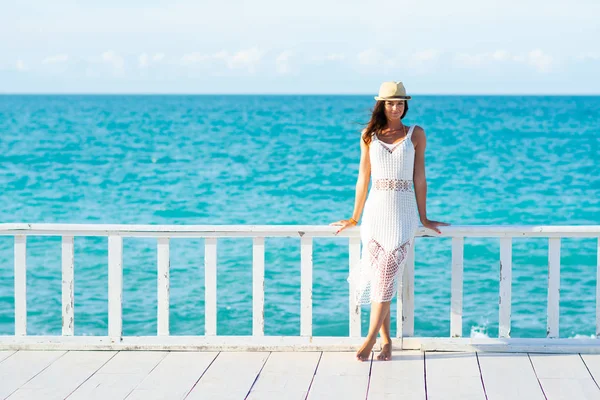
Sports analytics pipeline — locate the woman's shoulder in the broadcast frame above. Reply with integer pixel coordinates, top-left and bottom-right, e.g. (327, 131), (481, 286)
(411, 125), (425, 134)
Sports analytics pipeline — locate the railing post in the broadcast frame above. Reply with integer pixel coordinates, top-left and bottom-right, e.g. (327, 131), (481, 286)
(547, 237), (560, 338)
(157, 237), (170, 336)
(349, 236), (361, 337)
(62, 236), (75, 336)
(205, 238), (217, 336)
(300, 236), (313, 337)
(108, 235), (123, 338)
(14, 235), (27, 336)
(499, 237), (512, 338)
(398, 239), (415, 337)
(253, 237), (265, 337)
(451, 237), (464, 338)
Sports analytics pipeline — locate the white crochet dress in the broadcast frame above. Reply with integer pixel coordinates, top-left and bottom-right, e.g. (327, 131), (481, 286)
(350, 125), (419, 304)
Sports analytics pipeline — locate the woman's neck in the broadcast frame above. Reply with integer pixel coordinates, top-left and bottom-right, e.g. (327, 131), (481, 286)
(385, 120), (404, 132)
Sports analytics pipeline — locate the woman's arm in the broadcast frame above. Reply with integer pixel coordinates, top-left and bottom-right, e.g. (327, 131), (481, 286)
(412, 126), (428, 223)
(351, 134), (371, 222)
(412, 126), (449, 234)
(331, 133), (371, 234)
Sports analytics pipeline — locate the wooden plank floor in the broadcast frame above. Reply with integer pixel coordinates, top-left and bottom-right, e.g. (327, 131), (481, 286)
(1, 350), (600, 399)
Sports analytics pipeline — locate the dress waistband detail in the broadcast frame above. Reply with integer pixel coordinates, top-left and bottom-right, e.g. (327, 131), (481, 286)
(373, 179), (413, 191)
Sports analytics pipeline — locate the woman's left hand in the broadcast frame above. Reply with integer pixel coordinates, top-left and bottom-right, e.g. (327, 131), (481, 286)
(421, 219), (450, 234)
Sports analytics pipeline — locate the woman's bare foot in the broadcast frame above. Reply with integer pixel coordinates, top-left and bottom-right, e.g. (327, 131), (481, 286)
(355, 337), (376, 362)
(376, 343), (392, 361)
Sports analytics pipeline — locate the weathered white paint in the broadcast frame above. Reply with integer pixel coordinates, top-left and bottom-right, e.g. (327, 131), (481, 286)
(8, 351), (116, 400)
(126, 352), (218, 400)
(369, 350), (425, 399)
(68, 351), (167, 400)
(451, 237), (464, 338)
(348, 237), (361, 337)
(530, 354), (600, 399)
(6, 350), (600, 400)
(0, 350), (15, 362)
(4, 223), (600, 354)
(499, 237), (512, 338)
(547, 237), (561, 338)
(248, 352), (321, 400)
(186, 352), (269, 400)
(477, 353), (545, 400)
(3, 223), (599, 238)
(300, 236), (312, 337)
(204, 238), (217, 336)
(62, 236), (75, 336)
(157, 238), (170, 336)
(14, 235), (27, 336)
(2, 335), (600, 353)
(425, 352), (486, 400)
(308, 352), (370, 400)
(108, 236), (123, 338)
(597, 238), (600, 338)
(253, 237), (265, 337)
(399, 240), (416, 337)
(580, 354), (600, 387)
(0, 350), (67, 399)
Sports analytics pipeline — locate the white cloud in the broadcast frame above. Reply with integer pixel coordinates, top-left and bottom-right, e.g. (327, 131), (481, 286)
(413, 49), (439, 63)
(324, 53), (345, 62)
(138, 53), (149, 68)
(180, 48), (262, 73)
(454, 52), (488, 68)
(275, 50), (293, 74)
(491, 50), (510, 62)
(15, 59), (26, 71)
(357, 49), (383, 66)
(180, 51), (227, 66)
(454, 49), (553, 72)
(139, 52), (166, 68)
(527, 49), (552, 72)
(227, 48), (262, 72)
(577, 52), (600, 61)
(357, 49), (397, 68)
(42, 54), (69, 65)
(101, 50), (125, 74)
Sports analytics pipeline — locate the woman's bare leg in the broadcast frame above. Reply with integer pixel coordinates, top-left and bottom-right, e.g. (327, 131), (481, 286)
(377, 309), (392, 361)
(356, 301), (390, 361)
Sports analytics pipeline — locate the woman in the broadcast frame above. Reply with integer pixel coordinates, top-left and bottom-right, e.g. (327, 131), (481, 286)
(331, 81), (449, 362)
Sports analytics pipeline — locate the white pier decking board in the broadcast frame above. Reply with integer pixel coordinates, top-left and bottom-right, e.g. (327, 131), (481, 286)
(247, 352), (321, 400)
(530, 354), (600, 400)
(67, 351), (167, 400)
(368, 350), (425, 400)
(7, 351), (115, 400)
(185, 351), (269, 400)
(477, 353), (545, 400)
(0, 351), (65, 399)
(425, 352), (486, 400)
(581, 354), (600, 384)
(308, 352), (371, 400)
(0, 350), (15, 363)
(125, 351), (218, 400)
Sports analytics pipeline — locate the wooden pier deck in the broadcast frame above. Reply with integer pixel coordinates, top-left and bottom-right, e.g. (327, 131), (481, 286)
(2, 350), (600, 399)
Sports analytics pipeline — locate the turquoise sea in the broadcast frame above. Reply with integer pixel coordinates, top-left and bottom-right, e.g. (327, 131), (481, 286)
(0, 95), (599, 339)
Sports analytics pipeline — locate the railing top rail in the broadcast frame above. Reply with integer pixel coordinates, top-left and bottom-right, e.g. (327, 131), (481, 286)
(0, 223), (599, 237)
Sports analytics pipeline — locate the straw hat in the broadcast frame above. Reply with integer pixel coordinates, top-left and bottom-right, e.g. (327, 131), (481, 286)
(374, 81), (412, 101)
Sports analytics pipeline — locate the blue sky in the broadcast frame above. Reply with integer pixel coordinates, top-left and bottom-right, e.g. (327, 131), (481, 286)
(1, 0), (599, 94)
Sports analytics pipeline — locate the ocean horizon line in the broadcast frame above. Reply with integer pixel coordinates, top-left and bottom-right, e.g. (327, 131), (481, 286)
(1, 92), (600, 97)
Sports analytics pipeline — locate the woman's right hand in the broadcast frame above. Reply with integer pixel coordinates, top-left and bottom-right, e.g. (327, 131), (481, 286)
(329, 219), (357, 235)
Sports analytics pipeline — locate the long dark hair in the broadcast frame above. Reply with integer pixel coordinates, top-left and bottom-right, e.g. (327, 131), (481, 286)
(362, 100), (409, 145)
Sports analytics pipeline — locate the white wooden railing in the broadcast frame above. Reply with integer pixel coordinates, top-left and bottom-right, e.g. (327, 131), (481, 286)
(1, 224), (600, 352)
